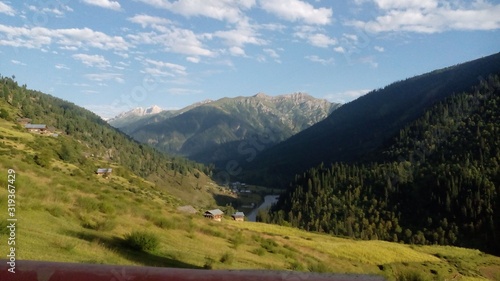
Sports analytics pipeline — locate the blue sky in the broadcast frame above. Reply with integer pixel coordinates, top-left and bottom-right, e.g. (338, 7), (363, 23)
(1, 0), (499, 119)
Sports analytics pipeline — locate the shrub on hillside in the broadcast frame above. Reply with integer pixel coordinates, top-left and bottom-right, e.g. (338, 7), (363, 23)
(219, 252), (234, 264)
(203, 256), (215, 269)
(124, 231), (159, 252)
(153, 218), (176, 229)
(396, 270), (429, 281)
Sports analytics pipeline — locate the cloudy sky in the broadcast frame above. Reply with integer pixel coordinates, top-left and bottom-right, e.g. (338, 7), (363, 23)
(1, 0), (499, 118)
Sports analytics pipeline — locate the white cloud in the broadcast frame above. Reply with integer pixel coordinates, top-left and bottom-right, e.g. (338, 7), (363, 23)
(82, 0), (121, 11)
(259, 0), (332, 25)
(333, 46), (345, 53)
(143, 58), (187, 76)
(127, 26), (214, 57)
(229, 46), (246, 56)
(28, 4), (73, 16)
(137, 0), (255, 23)
(374, 45), (384, 52)
(305, 55), (333, 65)
(307, 33), (337, 48)
(294, 26), (337, 48)
(264, 48), (279, 58)
(127, 14), (172, 28)
(186, 56), (200, 63)
(0, 1), (15, 15)
(55, 63), (70, 70)
(72, 53), (111, 68)
(374, 0), (438, 10)
(324, 89), (371, 103)
(0, 25), (130, 51)
(348, 0), (500, 33)
(359, 56), (378, 68)
(11, 60), (26, 66)
(343, 33), (358, 42)
(85, 73), (124, 83)
(213, 22), (267, 47)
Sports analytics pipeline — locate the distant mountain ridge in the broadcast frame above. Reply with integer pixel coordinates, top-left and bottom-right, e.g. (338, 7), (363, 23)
(107, 105), (163, 127)
(242, 52), (500, 186)
(112, 92), (340, 165)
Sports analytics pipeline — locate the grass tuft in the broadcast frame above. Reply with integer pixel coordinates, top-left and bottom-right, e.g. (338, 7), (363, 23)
(124, 231), (160, 252)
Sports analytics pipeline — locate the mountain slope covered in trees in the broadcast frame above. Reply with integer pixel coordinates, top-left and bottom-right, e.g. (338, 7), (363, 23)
(0, 75), (219, 206)
(244, 52), (500, 186)
(116, 93), (339, 165)
(261, 75), (500, 255)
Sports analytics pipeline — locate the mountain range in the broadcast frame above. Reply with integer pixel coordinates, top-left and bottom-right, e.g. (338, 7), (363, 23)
(110, 93), (340, 165)
(242, 52), (500, 186)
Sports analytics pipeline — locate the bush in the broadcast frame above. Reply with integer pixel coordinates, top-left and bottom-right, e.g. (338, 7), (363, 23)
(47, 206), (65, 217)
(0, 220), (10, 236)
(219, 252), (234, 264)
(199, 227), (225, 238)
(203, 256), (215, 269)
(81, 217), (116, 231)
(229, 231), (244, 249)
(396, 270), (428, 281)
(98, 202), (116, 215)
(261, 238), (278, 253)
(289, 260), (305, 271)
(77, 196), (99, 213)
(251, 247), (265, 256)
(154, 218), (176, 229)
(308, 261), (329, 273)
(124, 231), (160, 252)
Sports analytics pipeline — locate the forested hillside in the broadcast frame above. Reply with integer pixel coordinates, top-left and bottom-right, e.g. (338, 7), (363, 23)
(119, 93), (338, 165)
(244, 52), (500, 186)
(261, 76), (500, 254)
(0, 75), (216, 205)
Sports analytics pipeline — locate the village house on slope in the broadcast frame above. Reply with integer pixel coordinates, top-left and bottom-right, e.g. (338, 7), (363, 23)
(24, 124), (48, 134)
(204, 209), (224, 222)
(231, 211), (245, 221)
(96, 168), (112, 177)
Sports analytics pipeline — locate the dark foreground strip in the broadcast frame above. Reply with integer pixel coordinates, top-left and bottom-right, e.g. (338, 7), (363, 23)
(0, 260), (385, 281)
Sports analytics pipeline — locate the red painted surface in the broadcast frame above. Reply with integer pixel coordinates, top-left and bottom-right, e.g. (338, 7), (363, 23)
(0, 260), (386, 281)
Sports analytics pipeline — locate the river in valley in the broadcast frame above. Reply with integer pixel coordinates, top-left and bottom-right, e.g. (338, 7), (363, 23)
(247, 194), (280, 222)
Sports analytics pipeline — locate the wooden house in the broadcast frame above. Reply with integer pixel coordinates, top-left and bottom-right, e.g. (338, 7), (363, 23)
(231, 211), (245, 221)
(204, 209), (224, 221)
(25, 124), (48, 133)
(96, 168), (112, 175)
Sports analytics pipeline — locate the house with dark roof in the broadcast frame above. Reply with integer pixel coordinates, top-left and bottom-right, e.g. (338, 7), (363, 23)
(231, 211), (245, 221)
(96, 168), (112, 176)
(25, 124), (48, 133)
(204, 209), (224, 221)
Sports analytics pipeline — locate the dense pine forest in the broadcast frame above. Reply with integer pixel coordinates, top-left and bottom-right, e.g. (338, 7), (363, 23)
(0, 75), (211, 183)
(260, 76), (500, 255)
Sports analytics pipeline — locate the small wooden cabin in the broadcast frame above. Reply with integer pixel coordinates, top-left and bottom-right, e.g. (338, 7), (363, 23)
(96, 168), (112, 175)
(204, 209), (224, 222)
(25, 124), (48, 133)
(231, 211), (245, 221)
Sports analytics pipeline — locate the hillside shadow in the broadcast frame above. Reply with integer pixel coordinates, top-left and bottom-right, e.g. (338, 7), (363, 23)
(66, 230), (203, 269)
(213, 194), (239, 207)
